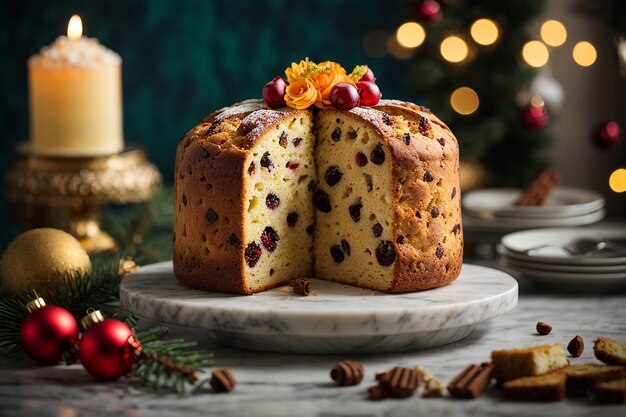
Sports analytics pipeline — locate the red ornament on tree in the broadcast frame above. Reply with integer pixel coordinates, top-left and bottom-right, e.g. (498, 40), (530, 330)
(78, 310), (141, 381)
(592, 120), (622, 150)
(414, 0), (442, 24)
(521, 103), (549, 130)
(20, 296), (79, 365)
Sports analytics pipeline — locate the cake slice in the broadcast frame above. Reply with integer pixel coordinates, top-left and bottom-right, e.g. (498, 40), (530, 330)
(558, 363), (626, 393)
(503, 373), (566, 402)
(595, 378), (626, 403)
(594, 337), (626, 366)
(491, 344), (568, 382)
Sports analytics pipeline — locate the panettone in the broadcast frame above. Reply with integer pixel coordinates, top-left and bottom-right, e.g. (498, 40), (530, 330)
(173, 99), (463, 294)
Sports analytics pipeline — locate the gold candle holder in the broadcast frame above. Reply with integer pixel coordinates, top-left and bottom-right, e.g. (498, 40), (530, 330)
(4, 145), (162, 253)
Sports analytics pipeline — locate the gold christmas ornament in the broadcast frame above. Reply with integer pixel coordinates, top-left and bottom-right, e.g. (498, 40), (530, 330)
(0, 228), (92, 296)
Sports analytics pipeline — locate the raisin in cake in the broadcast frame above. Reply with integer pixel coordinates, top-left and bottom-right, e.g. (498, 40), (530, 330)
(173, 99), (462, 294)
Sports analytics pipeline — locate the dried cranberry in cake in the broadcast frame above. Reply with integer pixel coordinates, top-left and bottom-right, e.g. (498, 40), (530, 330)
(266, 193), (280, 210)
(349, 201), (363, 223)
(403, 133), (411, 145)
(331, 127), (342, 142)
(341, 239), (351, 256)
(355, 152), (368, 167)
(431, 206), (440, 218)
(371, 143), (385, 165)
(287, 212), (299, 227)
(435, 244), (444, 259)
(375, 241), (397, 266)
(206, 208), (219, 224)
(286, 161), (300, 171)
(260, 227), (280, 251)
(381, 113), (392, 126)
(313, 189), (332, 212)
(396, 235), (405, 244)
(279, 131), (288, 148)
(227, 233), (241, 248)
(372, 223), (383, 237)
(418, 116), (431, 136)
(248, 162), (255, 175)
(306, 225), (315, 235)
(452, 224), (461, 235)
(260, 152), (274, 172)
(330, 245), (345, 263)
(437, 137), (446, 147)
(292, 137), (303, 147)
(324, 166), (343, 187)
(244, 242), (262, 268)
(423, 171), (434, 182)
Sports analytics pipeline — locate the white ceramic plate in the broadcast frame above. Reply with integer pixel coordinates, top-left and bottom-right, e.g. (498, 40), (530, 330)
(120, 262), (518, 354)
(501, 227), (626, 266)
(502, 253), (626, 273)
(463, 208), (605, 233)
(505, 262), (626, 291)
(462, 187), (604, 219)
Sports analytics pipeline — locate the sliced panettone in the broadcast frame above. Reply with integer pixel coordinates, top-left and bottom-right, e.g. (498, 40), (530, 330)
(594, 337), (626, 366)
(557, 363), (626, 393)
(503, 373), (566, 402)
(595, 378), (626, 404)
(491, 344), (568, 382)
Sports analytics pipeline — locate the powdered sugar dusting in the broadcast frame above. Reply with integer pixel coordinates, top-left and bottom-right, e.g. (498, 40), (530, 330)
(213, 99), (267, 121)
(240, 109), (286, 139)
(30, 36), (121, 69)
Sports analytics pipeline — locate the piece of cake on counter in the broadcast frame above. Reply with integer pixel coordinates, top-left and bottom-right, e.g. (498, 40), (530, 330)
(491, 344), (568, 382)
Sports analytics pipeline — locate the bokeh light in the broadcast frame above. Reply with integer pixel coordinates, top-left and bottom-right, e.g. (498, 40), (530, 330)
(470, 19), (499, 46)
(387, 35), (415, 60)
(609, 168), (626, 193)
(396, 21), (426, 49)
(440, 36), (469, 63)
(573, 41), (597, 67)
(540, 20), (567, 47)
(522, 40), (549, 68)
(450, 87), (479, 115)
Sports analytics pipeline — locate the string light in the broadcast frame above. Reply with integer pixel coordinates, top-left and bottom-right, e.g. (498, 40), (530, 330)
(522, 40), (549, 68)
(440, 36), (469, 63)
(540, 20), (567, 47)
(609, 168), (626, 193)
(573, 41), (597, 67)
(450, 87), (479, 115)
(396, 22), (426, 49)
(470, 19), (499, 46)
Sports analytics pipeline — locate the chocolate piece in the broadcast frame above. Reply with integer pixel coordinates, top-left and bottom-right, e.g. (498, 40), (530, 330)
(330, 360), (364, 386)
(291, 278), (311, 296)
(568, 335), (584, 357)
(367, 384), (388, 401)
(423, 171), (434, 182)
(536, 322), (552, 335)
(210, 368), (237, 393)
(447, 363), (493, 399)
(378, 367), (419, 398)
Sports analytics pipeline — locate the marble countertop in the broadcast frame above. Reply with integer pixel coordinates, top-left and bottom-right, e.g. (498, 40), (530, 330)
(1, 260), (625, 417)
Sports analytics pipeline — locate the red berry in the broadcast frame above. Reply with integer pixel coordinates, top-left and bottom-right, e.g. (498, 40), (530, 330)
(360, 67), (376, 83)
(356, 81), (381, 106)
(262, 77), (286, 109)
(330, 83), (359, 110)
(355, 152), (368, 167)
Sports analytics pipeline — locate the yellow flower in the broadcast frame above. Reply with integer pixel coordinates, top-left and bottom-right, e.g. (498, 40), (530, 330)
(309, 66), (355, 108)
(285, 58), (312, 84)
(284, 78), (317, 110)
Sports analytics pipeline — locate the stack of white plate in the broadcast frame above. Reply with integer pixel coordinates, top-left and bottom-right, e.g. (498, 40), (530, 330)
(500, 226), (626, 292)
(462, 186), (605, 243)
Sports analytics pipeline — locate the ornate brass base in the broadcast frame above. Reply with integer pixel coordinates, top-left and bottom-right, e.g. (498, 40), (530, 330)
(5, 146), (162, 252)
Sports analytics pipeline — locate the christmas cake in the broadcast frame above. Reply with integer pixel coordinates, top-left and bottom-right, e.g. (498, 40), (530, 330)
(173, 60), (463, 294)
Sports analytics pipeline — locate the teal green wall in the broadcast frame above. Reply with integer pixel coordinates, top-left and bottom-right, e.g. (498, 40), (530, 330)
(0, 0), (410, 245)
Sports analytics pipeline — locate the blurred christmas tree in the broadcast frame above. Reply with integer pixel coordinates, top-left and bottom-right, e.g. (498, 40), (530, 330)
(400, 0), (551, 188)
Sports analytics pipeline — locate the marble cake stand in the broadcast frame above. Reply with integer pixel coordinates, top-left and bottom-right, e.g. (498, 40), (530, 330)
(120, 262), (518, 354)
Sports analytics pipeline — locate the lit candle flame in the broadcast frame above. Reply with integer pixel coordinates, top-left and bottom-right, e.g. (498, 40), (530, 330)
(67, 15), (83, 40)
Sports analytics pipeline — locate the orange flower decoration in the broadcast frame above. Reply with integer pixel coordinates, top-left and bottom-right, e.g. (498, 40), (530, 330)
(309, 68), (355, 108)
(285, 58), (311, 84)
(284, 78), (317, 110)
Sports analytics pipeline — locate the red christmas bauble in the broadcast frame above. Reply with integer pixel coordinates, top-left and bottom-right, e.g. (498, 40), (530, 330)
(79, 318), (137, 381)
(415, 0), (442, 24)
(356, 81), (381, 106)
(521, 104), (548, 130)
(262, 76), (286, 109)
(330, 83), (359, 110)
(20, 305), (79, 365)
(592, 120), (622, 150)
